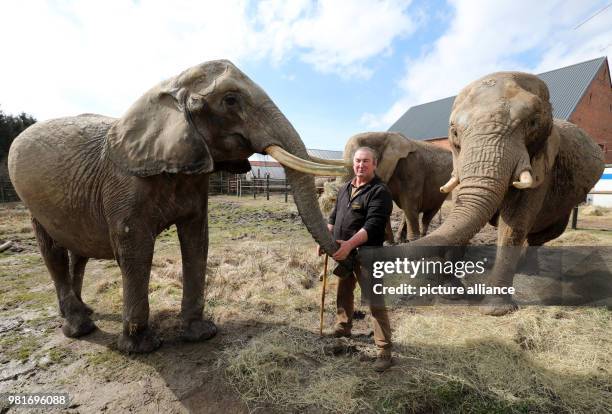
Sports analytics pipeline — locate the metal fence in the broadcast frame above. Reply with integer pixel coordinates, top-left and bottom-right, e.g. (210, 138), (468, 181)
(210, 173), (292, 201)
(0, 177), (19, 203)
(570, 191), (612, 230)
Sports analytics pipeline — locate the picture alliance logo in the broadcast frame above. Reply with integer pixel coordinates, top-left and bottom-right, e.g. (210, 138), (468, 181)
(372, 258), (488, 279)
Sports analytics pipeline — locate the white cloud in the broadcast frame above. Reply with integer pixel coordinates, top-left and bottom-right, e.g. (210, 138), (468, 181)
(0, 0), (415, 120)
(291, 0), (415, 78)
(364, 0), (612, 129)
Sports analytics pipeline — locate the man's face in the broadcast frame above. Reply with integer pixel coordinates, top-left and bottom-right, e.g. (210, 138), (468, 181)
(353, 149), (376, 180)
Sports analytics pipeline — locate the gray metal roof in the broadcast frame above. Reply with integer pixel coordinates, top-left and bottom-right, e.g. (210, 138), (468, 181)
(388, 56), (608, 140)
(307, 148), (343, 159)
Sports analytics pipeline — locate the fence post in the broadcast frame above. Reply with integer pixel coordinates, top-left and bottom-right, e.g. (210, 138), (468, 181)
(284, 178), (288, 203)
(571, 206), (578, 229)
(266, 175), (270, 200)
(0, 183), (5, 203)
(253, 178), (256, 199)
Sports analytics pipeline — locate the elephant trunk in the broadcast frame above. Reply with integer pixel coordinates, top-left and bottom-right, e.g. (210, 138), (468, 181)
(263, 109), (339, 256)
(410, 137), (515, 247)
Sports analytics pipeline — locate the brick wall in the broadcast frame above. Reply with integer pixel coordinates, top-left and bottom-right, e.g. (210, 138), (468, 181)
(569, 59), (612, 164)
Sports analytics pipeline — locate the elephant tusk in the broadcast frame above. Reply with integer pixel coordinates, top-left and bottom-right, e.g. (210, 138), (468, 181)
(440, 176), (459, 193)
(265, 145), (349, 176)
(308, 155), (353, 167)
(512, 170), (533, 189)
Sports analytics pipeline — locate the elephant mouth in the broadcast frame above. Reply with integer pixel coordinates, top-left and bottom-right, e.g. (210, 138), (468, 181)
(215, 133), (253, 162)
(264, 145), (348, 176)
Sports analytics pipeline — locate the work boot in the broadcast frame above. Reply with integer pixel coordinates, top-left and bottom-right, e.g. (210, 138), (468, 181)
(328, 324), (351, 338)
(373, 348), (393, 372)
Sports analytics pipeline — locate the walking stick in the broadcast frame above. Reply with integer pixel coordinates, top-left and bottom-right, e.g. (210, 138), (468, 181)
(319, 254), (329, 336)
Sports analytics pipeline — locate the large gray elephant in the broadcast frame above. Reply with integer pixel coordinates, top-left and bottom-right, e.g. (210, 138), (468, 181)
(8, 60), (347, 352)
(340, 132), (453, 241)
(384, 71), (605, 315)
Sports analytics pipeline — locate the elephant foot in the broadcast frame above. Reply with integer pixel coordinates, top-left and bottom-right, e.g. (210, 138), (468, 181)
(479, 296), (518, 316)
(182, 319), (218, 342)
(61, 314), (96, 338)
(117, 328), (162, 353)
(79, 300), (94, 315)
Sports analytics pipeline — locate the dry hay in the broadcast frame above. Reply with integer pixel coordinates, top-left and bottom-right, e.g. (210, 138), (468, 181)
(222, 327), (370, 413)
(546, 231), (601, 246)
(581, 205), (612, 217)
(318, 179), (342, 215)
(222, 307), (612, 413)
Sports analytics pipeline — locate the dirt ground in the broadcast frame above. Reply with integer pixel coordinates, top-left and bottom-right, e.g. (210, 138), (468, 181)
(1, 196), (611, 413)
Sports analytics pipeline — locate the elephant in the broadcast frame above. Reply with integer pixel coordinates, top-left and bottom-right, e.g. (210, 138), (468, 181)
(381, 71), (605, 315)
(340, 132), (453, 242)
(8, 60), (347, 353)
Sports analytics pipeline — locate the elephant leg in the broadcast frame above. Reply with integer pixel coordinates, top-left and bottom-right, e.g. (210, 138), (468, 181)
(384, 218), (395, 244)
(111, 224), (160, 353)
(69, 251), (93, 315)
(403, 208), (421, 241)
(395, 215), (408, 243)
(479, 222), (526, 316)
(32, 218), (95, 338)
(420, 210), (437, 237)
(176, 213), (217, 342)
(481, 189), (548, 316)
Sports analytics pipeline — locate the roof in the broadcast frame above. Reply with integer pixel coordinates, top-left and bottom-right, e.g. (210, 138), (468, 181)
(307, 148), (343, 160)
(388, 56), (608, 140)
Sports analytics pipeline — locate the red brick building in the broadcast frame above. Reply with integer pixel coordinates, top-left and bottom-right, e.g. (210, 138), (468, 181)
(389, 57), (612, 163)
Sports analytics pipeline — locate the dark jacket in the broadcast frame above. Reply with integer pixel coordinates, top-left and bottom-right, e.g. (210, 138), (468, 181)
(328, 176), (393, 247)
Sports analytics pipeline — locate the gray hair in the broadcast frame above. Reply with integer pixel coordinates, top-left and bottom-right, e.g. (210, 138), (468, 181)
(352, 146), (379, 163)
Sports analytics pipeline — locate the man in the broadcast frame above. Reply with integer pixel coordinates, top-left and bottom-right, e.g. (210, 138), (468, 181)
(318, 146), (394, 372)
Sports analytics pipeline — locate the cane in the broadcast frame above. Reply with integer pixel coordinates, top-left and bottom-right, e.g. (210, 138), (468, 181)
(319, 254), (329, 336)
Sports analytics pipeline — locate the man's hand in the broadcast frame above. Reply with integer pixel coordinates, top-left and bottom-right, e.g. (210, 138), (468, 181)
(332, 229), (368, 261)
(333, 239), (353, 261)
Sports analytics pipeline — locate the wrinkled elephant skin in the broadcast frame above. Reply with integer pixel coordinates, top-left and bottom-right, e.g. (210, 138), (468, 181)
(9, 60), (340, 352)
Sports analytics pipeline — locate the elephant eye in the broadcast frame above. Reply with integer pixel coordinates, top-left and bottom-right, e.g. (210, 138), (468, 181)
(224, 94), (238, 107)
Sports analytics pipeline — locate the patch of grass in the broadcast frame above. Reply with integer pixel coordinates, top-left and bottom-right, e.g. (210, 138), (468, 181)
(87, 349), (127, 367)
(1, 334), (41, 362)
(96, 279), (120, 294)
(48, 347), (71, 364)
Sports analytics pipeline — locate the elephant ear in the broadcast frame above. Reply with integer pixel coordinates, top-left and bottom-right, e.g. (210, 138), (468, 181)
(530, 126), (560, 188)
(105, 82), (214, 177)
(377, 133), (416, 182)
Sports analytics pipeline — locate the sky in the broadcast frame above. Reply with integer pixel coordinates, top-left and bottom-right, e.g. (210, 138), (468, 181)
(0, 0), (610, 151)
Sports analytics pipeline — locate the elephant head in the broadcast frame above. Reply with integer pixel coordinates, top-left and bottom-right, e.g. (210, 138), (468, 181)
(105, 59), (347, 256)
(338, 132), (418, 183)
(422, 72), (560, 245)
